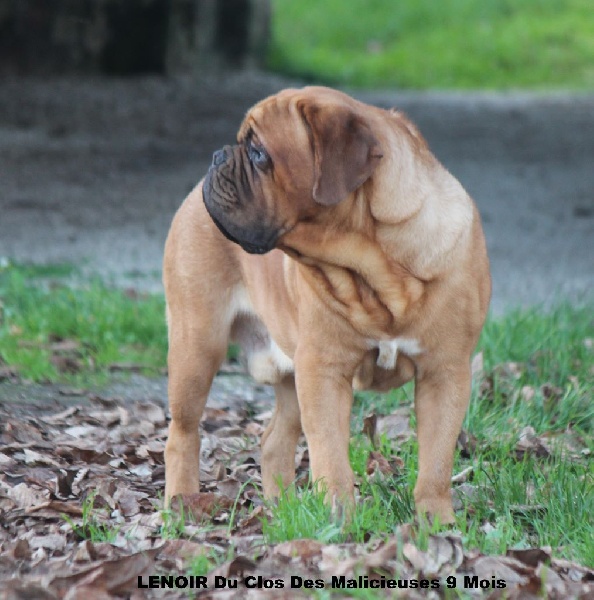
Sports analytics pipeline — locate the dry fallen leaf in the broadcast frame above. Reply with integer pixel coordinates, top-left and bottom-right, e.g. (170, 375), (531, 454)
(507, 547), (552, 568)
(466, 554), (532, 587)
(493, 362), (524, 381)
(376, 407), (413, 441)
(134, 402), (166, 426)
(2, 481), (49, 510)
(521, 385), (536, 402)
(49, 547), (160, 597)
(274, 539), (324, 560)
(456, 429), (478, 458)
(362, 412), (378, 447)
(366, 450), (394, 477)
(29, 533), (67, 552)
(515, 426), (551, 460)
(403, 535), (463, 574)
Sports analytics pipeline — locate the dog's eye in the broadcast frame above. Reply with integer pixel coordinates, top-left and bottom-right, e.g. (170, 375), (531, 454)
(248, 140), (270, 168)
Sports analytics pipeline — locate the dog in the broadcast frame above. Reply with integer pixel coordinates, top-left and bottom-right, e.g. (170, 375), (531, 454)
(163, 86), (491, 523)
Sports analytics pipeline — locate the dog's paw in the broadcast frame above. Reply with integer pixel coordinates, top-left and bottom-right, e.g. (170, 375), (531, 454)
(167, 492), (234, 520)
(415, 495), (456, 525)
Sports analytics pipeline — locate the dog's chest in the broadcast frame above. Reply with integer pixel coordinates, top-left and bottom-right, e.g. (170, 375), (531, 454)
(244, 334), (423, 387)
(232, 275), (424, 387)
(373, 337), (423, 368)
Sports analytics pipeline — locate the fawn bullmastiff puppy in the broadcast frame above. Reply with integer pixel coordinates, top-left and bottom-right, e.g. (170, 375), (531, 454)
(163, 86), (491, 523)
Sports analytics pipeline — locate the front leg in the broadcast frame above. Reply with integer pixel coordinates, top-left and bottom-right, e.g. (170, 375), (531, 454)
(294, 344), (357, 509)
(413, 361), (472, 523)
(165, 315), (228, 503)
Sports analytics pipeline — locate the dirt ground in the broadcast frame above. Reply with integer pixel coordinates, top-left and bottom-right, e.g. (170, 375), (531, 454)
(0, 72), (593, 314)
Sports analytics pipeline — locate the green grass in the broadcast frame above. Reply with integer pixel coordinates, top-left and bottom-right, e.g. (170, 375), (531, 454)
(188, 553), (218, 578)
(262, 470), (416, 545)
(469, 304), (593, 439)
(0, 261), (167, 383)
(63, 491), (120, 543)
(269, 0), (594, 89)
(160, 504), (190, 540)
(262, 303), (593, 564)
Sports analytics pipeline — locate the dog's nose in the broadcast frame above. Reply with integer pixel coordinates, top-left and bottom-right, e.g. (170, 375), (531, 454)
(212, 148), (228, 167)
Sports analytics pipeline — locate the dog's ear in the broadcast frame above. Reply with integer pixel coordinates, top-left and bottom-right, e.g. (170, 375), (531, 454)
(299, 102), (383, 206)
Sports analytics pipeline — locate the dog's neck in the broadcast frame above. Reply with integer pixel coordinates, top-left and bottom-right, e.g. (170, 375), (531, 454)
(280, 213), (425, 337)
(369, 114), (475, 280)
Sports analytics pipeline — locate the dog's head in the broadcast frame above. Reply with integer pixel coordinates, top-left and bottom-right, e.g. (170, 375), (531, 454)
(202, 87), (383, 254)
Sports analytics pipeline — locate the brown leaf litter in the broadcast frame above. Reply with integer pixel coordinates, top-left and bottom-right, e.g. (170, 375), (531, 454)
(0, 385), (593, 599)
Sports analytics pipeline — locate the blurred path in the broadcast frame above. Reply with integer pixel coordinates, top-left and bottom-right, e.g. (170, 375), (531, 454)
(0, 74), (592, 314)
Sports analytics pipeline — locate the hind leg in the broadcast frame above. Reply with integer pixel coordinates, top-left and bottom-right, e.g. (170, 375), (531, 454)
(261, 375), (302, 497)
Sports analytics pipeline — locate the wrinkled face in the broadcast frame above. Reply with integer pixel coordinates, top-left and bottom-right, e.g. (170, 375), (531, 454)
(202, 142), (281, 254)
(202, 87), (383, 254)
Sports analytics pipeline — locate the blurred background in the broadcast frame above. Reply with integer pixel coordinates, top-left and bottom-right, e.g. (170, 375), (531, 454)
(0, 0), (592, 316)
(2, 0), (592, 86)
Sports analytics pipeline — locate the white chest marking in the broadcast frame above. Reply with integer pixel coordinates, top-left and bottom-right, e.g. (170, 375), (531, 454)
(377, 340), (399, 370)
(393, 337), (424, 356)
(374, 337), (423, 370)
